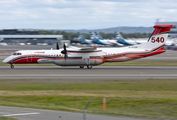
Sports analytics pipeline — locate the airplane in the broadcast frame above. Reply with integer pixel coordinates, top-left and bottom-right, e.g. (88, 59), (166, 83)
(78, 32), (93, 44)
(3, 25), (173, 69)
(90, 32), (108, 45)
(90, 32), (123, 46)
(96, 32), (124, 46)
(115, 32), (140, 45)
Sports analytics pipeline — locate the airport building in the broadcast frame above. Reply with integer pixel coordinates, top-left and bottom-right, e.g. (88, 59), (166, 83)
(155, 19), (177, 38)
(0, 29), (63, 45)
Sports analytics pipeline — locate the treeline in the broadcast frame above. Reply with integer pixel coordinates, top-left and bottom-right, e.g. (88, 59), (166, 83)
(37, 30), (151, 39)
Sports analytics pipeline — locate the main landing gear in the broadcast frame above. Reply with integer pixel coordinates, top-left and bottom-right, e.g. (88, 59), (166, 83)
(10, 64), (14, 69)
(79, 65), (92, 69)
(87, 65), (92, 69)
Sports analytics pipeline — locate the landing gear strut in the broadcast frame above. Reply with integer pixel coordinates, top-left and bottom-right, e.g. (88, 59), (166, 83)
(84, 58), (92, 69)
(10, 64), (14, 69)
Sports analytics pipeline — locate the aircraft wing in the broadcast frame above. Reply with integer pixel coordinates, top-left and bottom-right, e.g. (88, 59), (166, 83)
(68, 46), (98, 52)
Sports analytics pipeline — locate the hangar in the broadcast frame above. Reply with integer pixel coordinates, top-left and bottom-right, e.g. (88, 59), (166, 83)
(0, 29), (63, 45)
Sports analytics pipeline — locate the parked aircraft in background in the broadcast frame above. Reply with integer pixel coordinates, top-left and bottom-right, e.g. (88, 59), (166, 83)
(90, 32), (123, 46)
(90, 32), (109, 45)
(0, 43), (8, 46)
(94, 32), (124, 46)
(78, 32), (93, 44)
(115, 32), (139, 45)
(3, 25), (173, 69)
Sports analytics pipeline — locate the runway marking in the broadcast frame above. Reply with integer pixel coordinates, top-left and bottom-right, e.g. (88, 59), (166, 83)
(3, 112), (40, 117)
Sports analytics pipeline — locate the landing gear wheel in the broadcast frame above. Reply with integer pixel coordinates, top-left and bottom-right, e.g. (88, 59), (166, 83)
(10, 64), (14, 69)
(79, 66), (84, 68)
(87, 65), (92, 69)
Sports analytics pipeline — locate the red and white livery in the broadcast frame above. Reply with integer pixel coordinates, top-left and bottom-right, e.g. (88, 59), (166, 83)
(3, 25), (173, 69)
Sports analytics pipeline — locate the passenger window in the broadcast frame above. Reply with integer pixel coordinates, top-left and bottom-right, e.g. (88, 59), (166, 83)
(17, 53), (22, 55)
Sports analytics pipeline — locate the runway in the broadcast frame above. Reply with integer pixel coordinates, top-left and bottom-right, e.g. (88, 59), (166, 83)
(0, 106), (153, 120)
(1, 66), (177, 81)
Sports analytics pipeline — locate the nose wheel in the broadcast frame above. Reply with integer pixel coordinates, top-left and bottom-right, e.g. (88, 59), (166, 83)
(10, 64), (14, 69)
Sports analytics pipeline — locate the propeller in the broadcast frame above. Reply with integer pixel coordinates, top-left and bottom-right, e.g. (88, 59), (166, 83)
(56, 42), (59, 50)
(61, 43), (67, 62)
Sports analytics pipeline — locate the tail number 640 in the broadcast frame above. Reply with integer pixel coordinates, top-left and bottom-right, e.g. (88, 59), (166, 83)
(151, 37), (164, 43)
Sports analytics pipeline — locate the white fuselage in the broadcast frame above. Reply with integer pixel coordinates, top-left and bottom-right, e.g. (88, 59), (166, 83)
(2, 44), (165, 66)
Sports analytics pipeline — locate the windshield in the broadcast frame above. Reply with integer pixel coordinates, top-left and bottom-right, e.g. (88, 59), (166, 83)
(12, 53), (22, 55)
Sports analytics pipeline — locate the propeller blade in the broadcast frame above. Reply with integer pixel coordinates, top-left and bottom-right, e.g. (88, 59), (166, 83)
(56, 42), (59, 50)
(63, 43), (67, 62)
(63, 44), (67, 53)
(61, 43), (67, 63)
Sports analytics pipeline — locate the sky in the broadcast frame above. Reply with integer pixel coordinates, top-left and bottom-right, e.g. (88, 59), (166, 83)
(0, 0), (176, 29)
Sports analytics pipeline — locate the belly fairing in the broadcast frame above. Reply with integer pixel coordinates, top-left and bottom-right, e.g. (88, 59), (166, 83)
(54, 57), (105, 66)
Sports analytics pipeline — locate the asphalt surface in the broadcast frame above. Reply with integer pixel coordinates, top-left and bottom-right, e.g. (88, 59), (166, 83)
(1, 66), (177, 81)
(0, 106), (155, 120)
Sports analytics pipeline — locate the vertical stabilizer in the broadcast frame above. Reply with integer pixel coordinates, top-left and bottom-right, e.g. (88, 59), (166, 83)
(78, 32), (84, 41)
(115, 32), (123, 40)
(144, 25), (173, 50)
(95, 32), (103, 39)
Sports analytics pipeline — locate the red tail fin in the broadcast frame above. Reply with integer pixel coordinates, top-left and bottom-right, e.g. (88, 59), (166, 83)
(144, 25), (173, 50)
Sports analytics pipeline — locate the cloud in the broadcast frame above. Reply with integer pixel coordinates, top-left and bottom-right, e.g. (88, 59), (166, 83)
(0, 0), (176, 29)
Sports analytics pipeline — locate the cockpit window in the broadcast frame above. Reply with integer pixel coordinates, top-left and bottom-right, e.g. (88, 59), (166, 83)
(12, 53), (22, 55)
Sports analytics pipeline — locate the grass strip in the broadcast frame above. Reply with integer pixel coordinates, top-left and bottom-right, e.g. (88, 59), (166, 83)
(0, 80), (177, 118)
(0, 116), (17, 120)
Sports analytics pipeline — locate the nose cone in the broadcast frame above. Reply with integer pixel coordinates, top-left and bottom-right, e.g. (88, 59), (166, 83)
(3, 58), (8, 63)
(2, 56), (12, 63)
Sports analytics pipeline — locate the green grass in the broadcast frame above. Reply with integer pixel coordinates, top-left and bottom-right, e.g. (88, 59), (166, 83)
(1, 80), (177, 91)
(0, 116), (17, 120)
(0, 80), (177, 118)
(1, 61), (177, 66)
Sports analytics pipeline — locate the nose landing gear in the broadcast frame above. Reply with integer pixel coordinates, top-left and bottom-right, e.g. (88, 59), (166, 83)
(10, 64), (14, 69)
